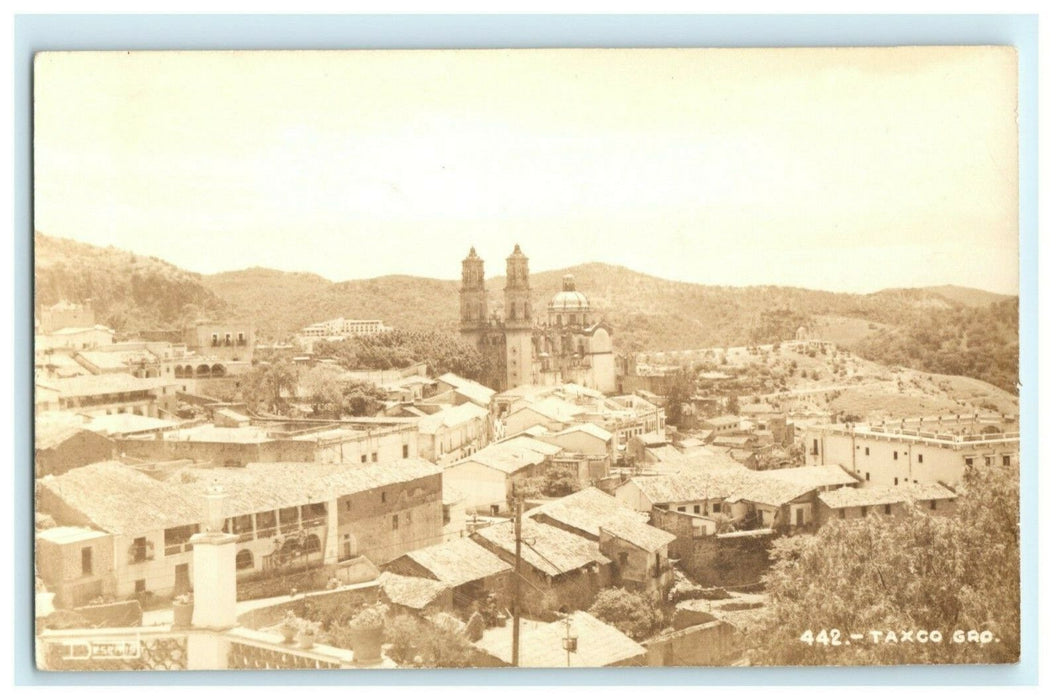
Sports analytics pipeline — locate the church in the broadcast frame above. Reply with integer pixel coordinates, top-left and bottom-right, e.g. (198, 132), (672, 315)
(459, 245), (616, 393)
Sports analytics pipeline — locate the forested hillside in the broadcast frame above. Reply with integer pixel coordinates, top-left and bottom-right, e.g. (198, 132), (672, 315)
(34, 232), (228, 333)
(35, 232), (1019, 392)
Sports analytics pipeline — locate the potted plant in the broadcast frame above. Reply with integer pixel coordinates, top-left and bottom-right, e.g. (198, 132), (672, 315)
(347, 604), (386, 664)
(278, 610), (299, 644)
(172, 592), (194, 628)
(296, 619), (322, 650)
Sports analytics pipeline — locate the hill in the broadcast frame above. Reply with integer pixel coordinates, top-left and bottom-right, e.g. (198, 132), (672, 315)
(34, 232), (229, 334)
(885, 285), (1012, 308)
(34, 233), (1019, 393)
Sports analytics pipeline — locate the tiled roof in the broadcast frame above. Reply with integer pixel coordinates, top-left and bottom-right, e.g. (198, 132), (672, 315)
(765, 465), (858, 490)
(417, 403), (489, 434)
(712, 435), (754, 447)
(473, 519), (610, 576)
(727, 477), (818, 508)
(704, 415), (743, 427)
(516, 396), (583, 424)
(35, 424), (96, 450)
(556, 422), (613, 442)
(77, 350), (155, 370)
(214, 408), (251, 422)
(85, 413), (179, 436)
(36, 526), (109, 545)
(629, 464), (856, 509)
(159, 424), (272, 444)
(474, 611), (645, 667)
(819, 483), (957, 509)
(628, 468), (752, 504)
(526, 488), (674, 552)
(650, 449), (746, 473)
(456, 437), (560, 475)
(38, 461), (204, 533)
(399, 537), (511, 587)
(378, 572), (449, 610)
(40, 458), (440, 535)
(436, 373), (495, 406)
(48, 374), (174, 398)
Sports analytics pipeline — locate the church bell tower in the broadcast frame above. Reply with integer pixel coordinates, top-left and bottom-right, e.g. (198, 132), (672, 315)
(503, 244), (534, 387)
(460, 247), (487, 340)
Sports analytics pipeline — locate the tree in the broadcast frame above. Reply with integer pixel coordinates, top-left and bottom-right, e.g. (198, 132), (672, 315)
(743, 464), (1019, 665)
(342, 381), (386, 417)
(378, 613), (479, 668)
(588, 588), (661, 641)
(301, 364), (344, 417)
(665, 368), (694, 427)
(239, 361), (298, 415)
(540, 464), (579, 497)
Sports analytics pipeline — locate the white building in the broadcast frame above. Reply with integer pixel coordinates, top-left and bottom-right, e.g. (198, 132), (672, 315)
(803, 417), (1019, 489)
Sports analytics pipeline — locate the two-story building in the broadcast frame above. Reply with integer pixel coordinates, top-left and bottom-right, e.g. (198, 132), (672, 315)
(803, 417), (1019, 489)
(36, 458), (443, 604)
(526, 488), (675, 602)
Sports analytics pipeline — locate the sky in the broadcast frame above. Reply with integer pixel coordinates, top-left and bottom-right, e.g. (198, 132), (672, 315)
(33, 47), (1019, 294)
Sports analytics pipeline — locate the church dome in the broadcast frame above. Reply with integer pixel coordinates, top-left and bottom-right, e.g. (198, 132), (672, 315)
(548, 275), (591, 311)
(549, 290), (591, 311)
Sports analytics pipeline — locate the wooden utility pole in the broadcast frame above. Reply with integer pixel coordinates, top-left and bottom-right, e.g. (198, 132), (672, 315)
(511, 496), (523, 667)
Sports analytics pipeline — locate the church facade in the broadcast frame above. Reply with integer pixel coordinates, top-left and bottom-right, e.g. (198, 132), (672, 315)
(459, 245), (616, 394)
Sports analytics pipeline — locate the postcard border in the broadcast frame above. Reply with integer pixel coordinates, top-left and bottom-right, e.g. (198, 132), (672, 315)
(13, 12), (1040, 686)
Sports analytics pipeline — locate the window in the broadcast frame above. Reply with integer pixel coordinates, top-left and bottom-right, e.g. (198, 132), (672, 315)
(361, 455), (367, 463)
(894, 477), (899, 486)
(838, 508), (846, 519)
(865, 472), (871, 482)
(618, 552), (629, 566)
(865, 447), (870, 456)
(893, 451), (898, 460)
(677, 506), (686, 513)
(443, 505), (451, 525)
(135, 579), (146, 593)
(984, 456), (993, 466)
(884, 504), (892, 515)
(693, 505), (701, 514)
(391, 515), (399, 530)
(372, 452), (378, 462)
(402, 445), (409, 459)
(81, 547), (93, 576)
(279, 507), (299, 532)
(861, 506), (868, 517)
(712, 503), (722, 514)
(811, 438), (819, 456)
(381, 491), (387, 504)
(965, 456), (974, 467)
(255, 510), (277, 538)
(346, 500), (351, 512)
(1003, 455), (1011, 466)
(918, 454), (923, 463)
(930, 500), (938, 511)
(491, 505), (500, 516)
(304, 534), (322, 553)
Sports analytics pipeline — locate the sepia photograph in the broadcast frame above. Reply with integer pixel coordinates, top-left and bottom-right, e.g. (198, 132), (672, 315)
(31, 46), (1021, 671)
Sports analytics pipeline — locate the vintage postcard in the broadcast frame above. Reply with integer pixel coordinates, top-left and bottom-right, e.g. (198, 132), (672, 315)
(32, 47), (1020, 670)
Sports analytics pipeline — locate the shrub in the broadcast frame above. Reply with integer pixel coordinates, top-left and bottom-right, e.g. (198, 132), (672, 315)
(587, 588), (661, 641)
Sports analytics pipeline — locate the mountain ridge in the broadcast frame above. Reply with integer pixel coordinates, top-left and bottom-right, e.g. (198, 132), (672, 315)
(33, 232), (1019, 392)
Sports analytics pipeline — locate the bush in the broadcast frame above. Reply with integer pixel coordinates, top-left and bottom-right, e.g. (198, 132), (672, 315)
(380, 613), (480, 668)
(587, 588), (661, 641)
